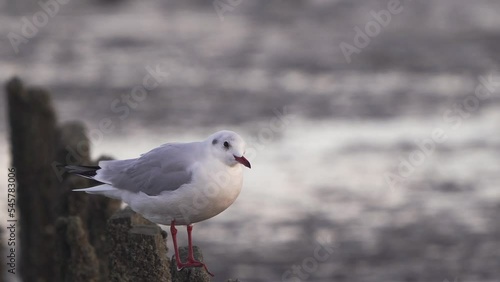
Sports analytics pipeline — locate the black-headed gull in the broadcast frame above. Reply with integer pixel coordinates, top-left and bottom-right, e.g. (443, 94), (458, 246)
(66, 130), (251, 276)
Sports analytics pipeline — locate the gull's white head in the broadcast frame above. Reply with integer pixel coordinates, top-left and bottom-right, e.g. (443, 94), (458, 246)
(207, 130), (251, 168)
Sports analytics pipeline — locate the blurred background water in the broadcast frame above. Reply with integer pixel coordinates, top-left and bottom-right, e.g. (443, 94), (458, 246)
(1, 0), (500, 281)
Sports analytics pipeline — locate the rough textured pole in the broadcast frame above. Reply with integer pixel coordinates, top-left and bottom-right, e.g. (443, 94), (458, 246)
(107, 208), (172, 282)
(6, 77), (121, 281)
(170, 246), (212, 282)
(55, 216), (100, 282)
(6, 77), (59, 282)
(54, 122), (121, 281)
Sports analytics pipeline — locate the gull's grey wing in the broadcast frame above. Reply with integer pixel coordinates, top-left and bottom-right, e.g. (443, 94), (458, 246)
(94, 143), (198, 196)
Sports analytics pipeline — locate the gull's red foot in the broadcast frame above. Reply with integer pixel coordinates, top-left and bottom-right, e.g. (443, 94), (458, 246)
(170, 220), (215, 277)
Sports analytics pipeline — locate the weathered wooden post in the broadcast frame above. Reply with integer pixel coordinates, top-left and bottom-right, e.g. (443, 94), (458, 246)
(6, 77), (121, 281)
(107, 208), (172, 281)
(7, 77), (59, 281)
(170, 246), (213, 282)
(5, 77), (235, 282)
(55, 216), (100, 282)
(54, 122), (121, 281)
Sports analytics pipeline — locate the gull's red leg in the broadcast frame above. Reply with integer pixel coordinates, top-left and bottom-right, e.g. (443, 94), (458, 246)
(186, 224), (214, 276)
(170, 221), (214, 276)
(170, 220), (184, 270)
(186, 224), (196, 262)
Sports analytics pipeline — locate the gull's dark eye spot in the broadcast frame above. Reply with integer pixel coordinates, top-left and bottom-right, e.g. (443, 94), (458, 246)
(223, 141), (230, 149)
(212, 139), (218, 145)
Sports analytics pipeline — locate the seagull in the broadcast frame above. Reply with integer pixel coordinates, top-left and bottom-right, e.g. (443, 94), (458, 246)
(65, 130), (251, 276)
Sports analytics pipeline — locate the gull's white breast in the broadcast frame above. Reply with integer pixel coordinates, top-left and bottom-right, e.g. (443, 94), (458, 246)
(124, 160), (244, 225)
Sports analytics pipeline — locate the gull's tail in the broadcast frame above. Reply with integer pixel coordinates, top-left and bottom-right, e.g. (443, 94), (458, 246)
(64, 165), (100, 179)
(64, 164), (121, 197)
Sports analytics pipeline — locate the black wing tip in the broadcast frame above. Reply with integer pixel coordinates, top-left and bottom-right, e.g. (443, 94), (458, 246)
(65, 165), (101, 177)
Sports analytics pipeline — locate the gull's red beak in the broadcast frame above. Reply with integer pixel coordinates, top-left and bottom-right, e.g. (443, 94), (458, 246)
(234, 155), (251, 169)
